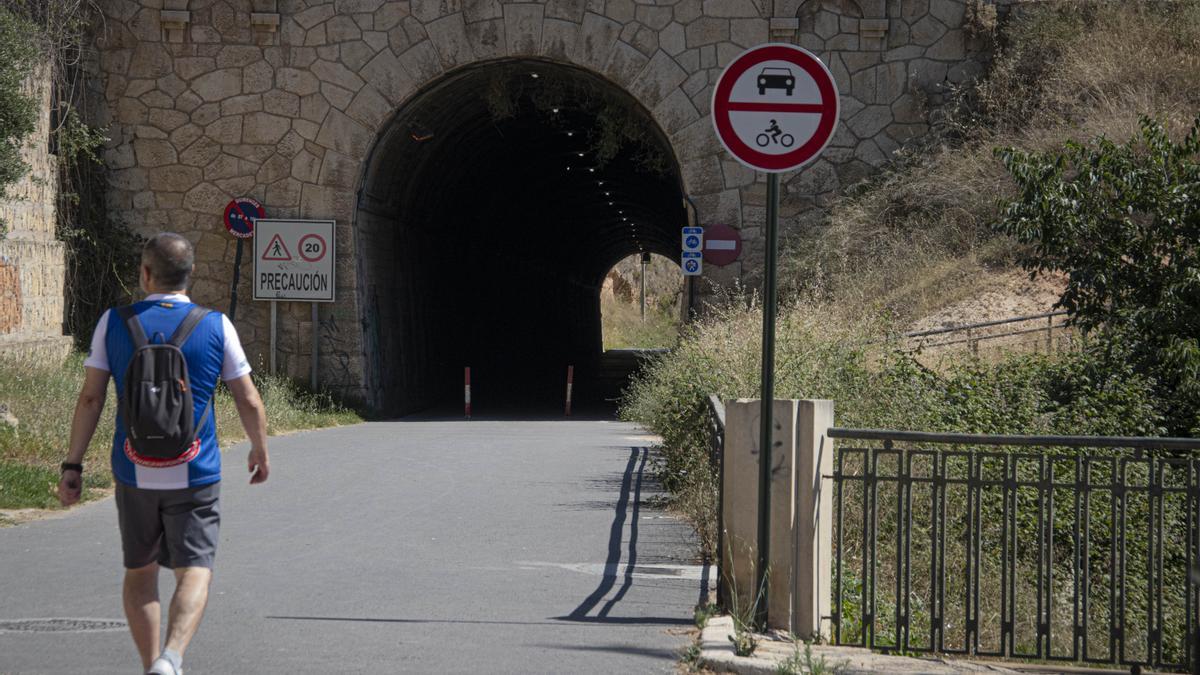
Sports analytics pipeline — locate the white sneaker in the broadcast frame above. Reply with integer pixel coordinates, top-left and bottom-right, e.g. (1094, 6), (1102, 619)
(147, 656), (182, 675)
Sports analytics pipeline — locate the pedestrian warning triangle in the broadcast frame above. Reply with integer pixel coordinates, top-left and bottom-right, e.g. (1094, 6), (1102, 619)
(262, 233), (291, 261)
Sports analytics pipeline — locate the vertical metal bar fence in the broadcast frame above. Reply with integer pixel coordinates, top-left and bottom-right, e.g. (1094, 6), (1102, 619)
(827, 428), (1200, 673)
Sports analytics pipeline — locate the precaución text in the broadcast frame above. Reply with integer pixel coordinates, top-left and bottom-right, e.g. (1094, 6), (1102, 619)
(258, 272), (330, 292)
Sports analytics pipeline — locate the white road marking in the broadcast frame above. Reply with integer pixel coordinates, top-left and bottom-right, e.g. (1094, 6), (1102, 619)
(515, 561), (708, 581)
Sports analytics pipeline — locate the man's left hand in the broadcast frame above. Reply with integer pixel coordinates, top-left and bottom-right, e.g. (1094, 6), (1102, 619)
(57, 470), (82, 506)
(248, 446), (269, 484)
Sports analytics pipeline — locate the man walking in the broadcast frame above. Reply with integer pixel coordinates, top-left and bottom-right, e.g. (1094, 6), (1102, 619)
(58, 232), (270, 675)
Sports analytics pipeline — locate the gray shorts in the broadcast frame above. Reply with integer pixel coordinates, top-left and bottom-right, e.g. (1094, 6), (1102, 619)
(114, 482), (221, 570)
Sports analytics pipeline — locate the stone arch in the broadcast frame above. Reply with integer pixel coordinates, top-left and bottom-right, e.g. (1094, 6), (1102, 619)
(94, 0), (777, 404)
(349, 56), (694, 413)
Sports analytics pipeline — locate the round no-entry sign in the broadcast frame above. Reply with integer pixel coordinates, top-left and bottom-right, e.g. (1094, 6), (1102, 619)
(703, 224), (742, 266)
(711, 43), (840, 173)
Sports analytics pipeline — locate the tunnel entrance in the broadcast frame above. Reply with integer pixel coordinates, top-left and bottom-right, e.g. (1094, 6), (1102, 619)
(600, 253), (685, 351)
(356, 59), (687, 416)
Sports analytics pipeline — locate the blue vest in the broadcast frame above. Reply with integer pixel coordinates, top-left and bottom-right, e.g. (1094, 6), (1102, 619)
(105, 300), (224, 488)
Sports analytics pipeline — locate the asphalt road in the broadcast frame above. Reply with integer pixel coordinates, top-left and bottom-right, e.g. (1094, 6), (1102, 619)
(0, 420), (705, 674)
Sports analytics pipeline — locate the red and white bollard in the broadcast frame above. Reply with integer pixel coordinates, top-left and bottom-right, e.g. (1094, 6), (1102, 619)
(565, 365), (574, 417)
(464, 367), (472, 419)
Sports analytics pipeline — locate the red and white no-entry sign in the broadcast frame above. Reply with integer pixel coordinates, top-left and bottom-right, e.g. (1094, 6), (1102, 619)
(711, 43), (840, 173)
(703, 224), (742, 266)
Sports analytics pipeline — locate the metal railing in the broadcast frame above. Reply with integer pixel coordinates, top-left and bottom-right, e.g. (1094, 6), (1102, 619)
(903, 311), (1070, 353)
(706, 393), (725, 472)
(706, 394), (726, 605)
(828, 427), (1200, 672)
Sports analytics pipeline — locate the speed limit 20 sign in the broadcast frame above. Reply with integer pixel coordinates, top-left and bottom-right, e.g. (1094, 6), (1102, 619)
(711, 43), (840, 173)
(253, 219), (336, 302)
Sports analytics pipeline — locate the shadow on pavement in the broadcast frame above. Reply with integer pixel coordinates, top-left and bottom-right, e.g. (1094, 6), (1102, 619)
(558, 447), (685, 626)
(264, 616), (564, 627)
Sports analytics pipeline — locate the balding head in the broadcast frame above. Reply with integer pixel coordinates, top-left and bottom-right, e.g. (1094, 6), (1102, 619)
(141, 233), (194, 292)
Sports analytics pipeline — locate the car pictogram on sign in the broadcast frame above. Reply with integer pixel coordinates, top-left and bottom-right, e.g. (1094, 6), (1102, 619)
(757, 67), (795, 96)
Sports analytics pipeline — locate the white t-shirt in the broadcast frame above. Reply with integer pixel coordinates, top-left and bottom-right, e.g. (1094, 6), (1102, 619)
(84, 294), (252, 381)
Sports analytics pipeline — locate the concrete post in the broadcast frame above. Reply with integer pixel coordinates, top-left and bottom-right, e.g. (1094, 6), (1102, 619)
(793, 399), (835, 640)
(722, 399), (759, 620)
(722, 399), (798, 629)
(768, 400), (799, 630)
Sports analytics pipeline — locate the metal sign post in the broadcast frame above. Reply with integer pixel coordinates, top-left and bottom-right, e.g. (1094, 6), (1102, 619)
(641, 251), (651, 323)
(712, 43), (840, 629)
(756, 172), (780, 626)
(229, 241), (244, 320)
(311, 302), (319, 390)
(223, 197), (262, 321)
(269, 300), (277, 376)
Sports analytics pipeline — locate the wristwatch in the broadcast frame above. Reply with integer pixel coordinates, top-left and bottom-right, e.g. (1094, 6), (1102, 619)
(61, 462), (83, 474)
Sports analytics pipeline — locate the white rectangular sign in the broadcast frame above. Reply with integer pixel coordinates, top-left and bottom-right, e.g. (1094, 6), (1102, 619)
(682, 226), (703, 253)
(253, 219), (336, 302)
(682, 251), (702, 276)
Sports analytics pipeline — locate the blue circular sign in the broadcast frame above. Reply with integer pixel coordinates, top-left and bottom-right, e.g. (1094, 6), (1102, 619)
(685, 235), (701, 249)
(224, 198), (264, 239)
(685, 259), (699, 273)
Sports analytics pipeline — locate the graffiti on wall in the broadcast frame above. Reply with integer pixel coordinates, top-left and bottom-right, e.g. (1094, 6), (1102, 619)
(0, 257), (20, 334)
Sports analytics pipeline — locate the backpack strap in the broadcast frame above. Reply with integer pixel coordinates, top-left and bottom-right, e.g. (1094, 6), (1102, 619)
(116, 305), (148, 348)
(171, 306), (217, 433)
(196, 391), (215, 435)
(169, 306), (213, 348)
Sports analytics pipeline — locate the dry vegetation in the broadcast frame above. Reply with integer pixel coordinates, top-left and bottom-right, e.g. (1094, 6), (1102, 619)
(0, 353), (361, 517)
(601, 253), (685, 350)
(784, 0), (1200, 326)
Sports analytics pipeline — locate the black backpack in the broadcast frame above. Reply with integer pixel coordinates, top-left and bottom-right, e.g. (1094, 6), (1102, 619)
(118, 305), (214, 464)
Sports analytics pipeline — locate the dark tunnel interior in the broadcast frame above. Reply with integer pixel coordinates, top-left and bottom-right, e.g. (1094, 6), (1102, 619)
(355, 59), (688, 416)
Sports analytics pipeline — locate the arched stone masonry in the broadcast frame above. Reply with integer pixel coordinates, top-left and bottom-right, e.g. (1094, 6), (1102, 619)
(92, 0), (1001, 404)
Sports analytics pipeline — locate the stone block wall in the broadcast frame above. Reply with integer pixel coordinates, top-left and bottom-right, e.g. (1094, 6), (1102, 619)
(0, 66), (73, 362)
(89, 0), (1007, 403)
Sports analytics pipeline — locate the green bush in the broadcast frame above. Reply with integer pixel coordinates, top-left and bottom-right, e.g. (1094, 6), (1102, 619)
(620, 300), (1167, 561)
(0, 5), (40, 229)
(996, 117), (1200, 434)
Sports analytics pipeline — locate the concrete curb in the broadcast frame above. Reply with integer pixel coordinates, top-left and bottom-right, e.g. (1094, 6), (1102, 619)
(697, 616), (1028, 674)
(698, 616), (784, 674)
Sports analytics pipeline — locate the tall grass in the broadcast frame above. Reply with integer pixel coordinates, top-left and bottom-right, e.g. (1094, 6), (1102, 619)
(601, 252), (684, 350)
(621, 298), (1166, 560)
(601, 298), (682, 350)
(0, 353), (361, 512)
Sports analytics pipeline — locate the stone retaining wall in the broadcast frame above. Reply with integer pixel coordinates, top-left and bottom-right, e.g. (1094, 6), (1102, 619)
(0, 67), (72, 362)
(92, 0), (1007, 402)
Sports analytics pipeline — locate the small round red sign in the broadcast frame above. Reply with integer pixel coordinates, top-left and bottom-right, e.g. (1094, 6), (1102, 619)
(703, 224), (743, 267)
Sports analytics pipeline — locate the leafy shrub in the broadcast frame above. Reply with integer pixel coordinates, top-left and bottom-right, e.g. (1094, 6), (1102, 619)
(996, 117), (1200, 434)
(621, 299), (1167, 560)
(0, 5), (40, 230)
